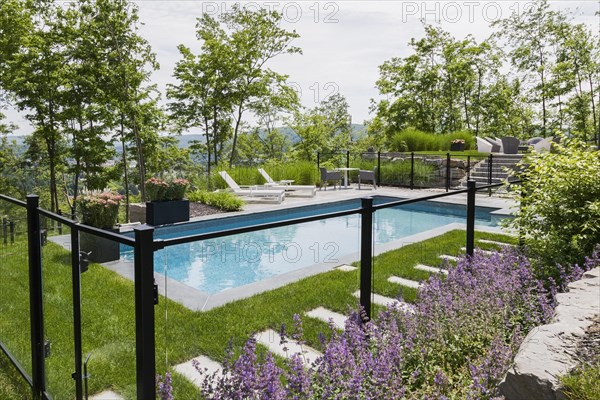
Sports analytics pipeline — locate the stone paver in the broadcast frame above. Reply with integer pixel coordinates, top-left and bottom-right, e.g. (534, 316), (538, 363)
(414, 264), (449, 275)
(352, 290), (415, 313)
(478, 239), (513, 247)
(89, 391), (124, 400)
(337, 264), (357, 272)
(387, 276), (422, 289)
(174, 355), (223, 387)
(255, 329), (322, 365)
(439, 254), (459, 262)
(460, 247), (494, 255)
(305, 307), (347, 330)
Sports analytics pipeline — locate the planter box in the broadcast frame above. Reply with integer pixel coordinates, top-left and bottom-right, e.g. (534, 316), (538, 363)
(146, 199), (190, 226)
(80, 228), (120, 263)
(450, 143), (465, 151)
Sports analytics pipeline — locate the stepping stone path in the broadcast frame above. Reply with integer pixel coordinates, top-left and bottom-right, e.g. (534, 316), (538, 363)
(255, 329), (322, 365)
(439, 254), (459, 262)
(337, 264), (357, 272)
(174, 355), (223, 387)
(387, 276), (422, 289)
(478, 239), (513, 247)
(305, 307), (347, 330)
(89, 391), (124, 400)
(352, 290), (415, 313)
(414, 264), (448, 275)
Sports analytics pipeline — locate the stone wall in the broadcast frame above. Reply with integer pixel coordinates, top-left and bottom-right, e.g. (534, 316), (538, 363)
(499, 267), (600, 400)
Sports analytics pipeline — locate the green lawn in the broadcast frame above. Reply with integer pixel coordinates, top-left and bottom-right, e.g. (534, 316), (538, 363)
(0, 230), (516, 399)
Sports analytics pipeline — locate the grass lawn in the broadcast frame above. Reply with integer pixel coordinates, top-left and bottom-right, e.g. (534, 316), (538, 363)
(0, 229), (516, 399)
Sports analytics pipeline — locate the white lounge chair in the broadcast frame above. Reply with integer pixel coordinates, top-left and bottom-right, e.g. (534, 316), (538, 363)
(476, 137), (494, 153)
(257, 168), (317, 197)
(533, 138), (552, 153)
(218, 171), (285, 203)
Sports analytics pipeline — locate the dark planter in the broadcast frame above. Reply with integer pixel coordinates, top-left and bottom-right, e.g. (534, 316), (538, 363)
(80, 228), (120, 263)
(450, 143), (465, 151)
(146, 199), (190, 226)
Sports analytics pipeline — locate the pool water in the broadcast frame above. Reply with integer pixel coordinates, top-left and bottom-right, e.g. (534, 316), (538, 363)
(123, 197), (500, 294)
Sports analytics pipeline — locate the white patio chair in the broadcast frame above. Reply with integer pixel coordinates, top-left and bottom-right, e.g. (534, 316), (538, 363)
(257, 168), (317, 197)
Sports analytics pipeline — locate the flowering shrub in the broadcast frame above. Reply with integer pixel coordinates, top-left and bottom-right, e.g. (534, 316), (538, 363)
(79, 191), (123, 228)
(146, 177), (189, 201)
(176, 247), (569, 399)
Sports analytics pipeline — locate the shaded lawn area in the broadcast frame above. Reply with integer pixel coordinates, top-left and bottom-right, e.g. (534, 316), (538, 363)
(0, 230), (516, 399)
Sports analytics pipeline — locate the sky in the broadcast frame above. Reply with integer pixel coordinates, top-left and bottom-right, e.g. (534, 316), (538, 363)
(3, 0), (599, 135)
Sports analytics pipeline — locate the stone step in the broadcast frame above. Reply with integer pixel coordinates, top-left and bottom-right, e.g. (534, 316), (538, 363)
(387, 276), (422, 289)
(352, 290), (415, 313)
(337, 264), (357, 272)
(174, 355), (224, 387)
(255, 329), (322, 365)
(305, 307), (347, 330)
(414, 264), (449, 275)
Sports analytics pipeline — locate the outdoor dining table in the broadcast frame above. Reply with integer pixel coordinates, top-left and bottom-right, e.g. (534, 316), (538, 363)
(335, 167), (359, 189)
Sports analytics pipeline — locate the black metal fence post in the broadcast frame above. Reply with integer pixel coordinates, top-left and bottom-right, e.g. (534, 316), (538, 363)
(466, 180), (476, 257)
(410, 152), (414, 190)
(377, 151), (381, 186)
(467, 156), (471, 180)
(27, 195), (45, 400)
(360, 197), (374, 321)
(317, 152), (320, 170)
(3, 217), (7, 245)
(488, 154), (493, 197)
(446, 153), (451, 192)
(9, 221), (14, 244)
(134, 225), (156, 400)
(70, 226), (83, 400)
(346, 150), (350, 169)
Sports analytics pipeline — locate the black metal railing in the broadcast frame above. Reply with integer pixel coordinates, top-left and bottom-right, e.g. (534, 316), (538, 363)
(0, 178), (515, 399)
(318, 151), (496, 192)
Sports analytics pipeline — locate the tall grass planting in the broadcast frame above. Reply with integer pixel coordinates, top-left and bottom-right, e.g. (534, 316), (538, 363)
(211, 161), (320, 190)
(390, 128), (475, 152)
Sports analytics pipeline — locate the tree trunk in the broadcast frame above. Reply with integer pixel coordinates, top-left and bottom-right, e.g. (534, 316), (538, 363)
(120, 114), (130, 222)
(229, 103), (243, 166)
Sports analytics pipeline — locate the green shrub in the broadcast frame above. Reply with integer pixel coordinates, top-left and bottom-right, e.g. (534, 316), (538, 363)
(559, 362), (600, 400)
(509, 138), (600, 281)
(390, 128), (475, 152)
(188, 190), (244, 211)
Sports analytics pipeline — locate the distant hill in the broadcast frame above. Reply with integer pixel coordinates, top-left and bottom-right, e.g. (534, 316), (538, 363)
(7, 124), (366, 153)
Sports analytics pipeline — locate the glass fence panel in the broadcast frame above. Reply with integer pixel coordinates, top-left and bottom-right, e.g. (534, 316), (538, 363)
(156, 211), (364, 397)
(41, 217), (76, 399)
(81, 231), (136, 399)
(0, 204), (31, 379)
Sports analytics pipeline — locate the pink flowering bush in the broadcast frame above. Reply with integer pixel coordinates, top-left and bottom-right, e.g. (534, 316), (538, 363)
(146, 177), (189, 201)
(79, 191), (124, 228)
(157, 246), (600, 398)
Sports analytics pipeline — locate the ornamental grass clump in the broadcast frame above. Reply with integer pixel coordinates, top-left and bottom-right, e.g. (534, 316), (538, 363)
(183, 246), (574, 399)
(78, 191), (123, 228)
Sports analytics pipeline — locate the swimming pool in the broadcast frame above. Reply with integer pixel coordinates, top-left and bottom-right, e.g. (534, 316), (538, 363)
(122, 197), (500, 294)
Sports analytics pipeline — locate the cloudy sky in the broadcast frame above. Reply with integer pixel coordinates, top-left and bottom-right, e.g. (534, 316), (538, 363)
(4, 1), (599, 135)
